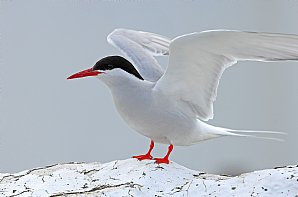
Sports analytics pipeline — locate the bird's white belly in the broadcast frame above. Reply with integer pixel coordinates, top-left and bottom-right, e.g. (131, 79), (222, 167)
(112, 89), (198, 145)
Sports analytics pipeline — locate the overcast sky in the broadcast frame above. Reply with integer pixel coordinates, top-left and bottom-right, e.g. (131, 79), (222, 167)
(1, 0), (298, 174)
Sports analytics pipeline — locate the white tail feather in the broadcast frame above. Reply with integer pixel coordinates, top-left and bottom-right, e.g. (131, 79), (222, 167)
(223, 129), (286, 142)
(228, 129), (287, 135)
(198, 122), (286, 142)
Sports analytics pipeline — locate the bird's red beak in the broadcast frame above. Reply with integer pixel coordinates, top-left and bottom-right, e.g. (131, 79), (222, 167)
(67, 68), (102, 80)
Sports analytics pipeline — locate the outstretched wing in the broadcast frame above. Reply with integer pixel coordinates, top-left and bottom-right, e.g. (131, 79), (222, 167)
(107, 28), (171, 82)
(155, 30), (298, 121)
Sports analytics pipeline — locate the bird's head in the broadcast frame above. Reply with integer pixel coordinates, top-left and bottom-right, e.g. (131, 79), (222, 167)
(67, 56), (143, 85)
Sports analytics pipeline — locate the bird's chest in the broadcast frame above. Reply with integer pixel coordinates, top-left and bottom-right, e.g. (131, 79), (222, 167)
(111, 87), (193, 140)
(112, 89), (156, 132)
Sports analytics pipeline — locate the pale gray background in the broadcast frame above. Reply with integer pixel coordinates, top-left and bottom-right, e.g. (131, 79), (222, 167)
(1, 0), (298, 174)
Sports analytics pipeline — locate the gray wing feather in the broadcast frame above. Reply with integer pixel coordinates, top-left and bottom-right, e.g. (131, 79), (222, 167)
(156, 30), (298, 121)
(107, 29), (171, 82)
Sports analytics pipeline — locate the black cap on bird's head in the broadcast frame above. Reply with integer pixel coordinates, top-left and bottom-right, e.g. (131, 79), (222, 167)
(67, 56), (143, 80)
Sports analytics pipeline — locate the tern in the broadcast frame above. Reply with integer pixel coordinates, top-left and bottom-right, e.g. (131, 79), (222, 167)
(68, 29), (298, 164)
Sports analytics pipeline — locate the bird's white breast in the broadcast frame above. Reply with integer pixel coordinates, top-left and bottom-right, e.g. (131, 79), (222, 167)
(108, 79), (200, 145)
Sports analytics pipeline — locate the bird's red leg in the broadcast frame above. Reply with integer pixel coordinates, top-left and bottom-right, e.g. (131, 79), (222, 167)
(154, 144), (173, 164)
(132, 140), (154, 160)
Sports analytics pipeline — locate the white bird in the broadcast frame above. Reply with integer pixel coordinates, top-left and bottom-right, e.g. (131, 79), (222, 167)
(68, 29), (298, 164)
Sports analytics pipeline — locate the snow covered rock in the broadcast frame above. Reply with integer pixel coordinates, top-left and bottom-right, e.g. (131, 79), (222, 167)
(0, 159), (297, 196)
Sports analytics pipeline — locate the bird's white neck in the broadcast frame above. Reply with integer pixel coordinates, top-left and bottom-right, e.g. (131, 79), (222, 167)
(98, 69), (153, 95)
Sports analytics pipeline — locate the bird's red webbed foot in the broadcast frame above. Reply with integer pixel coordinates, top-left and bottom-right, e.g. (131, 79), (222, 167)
(133, 154), (153, 160)
(133, 140), (154, 161)
(154, 157), (170, 164)
(154, 144), (173, 164)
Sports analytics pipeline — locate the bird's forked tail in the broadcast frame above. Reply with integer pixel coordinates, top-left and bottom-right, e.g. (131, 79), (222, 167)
(200, 121), (286, 142)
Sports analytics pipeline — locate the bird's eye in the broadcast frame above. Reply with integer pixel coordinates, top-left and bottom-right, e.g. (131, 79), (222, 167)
(106, 64), (114, 70)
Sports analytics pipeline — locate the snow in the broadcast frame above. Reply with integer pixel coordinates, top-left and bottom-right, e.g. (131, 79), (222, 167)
(0, 159), (297, 196)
